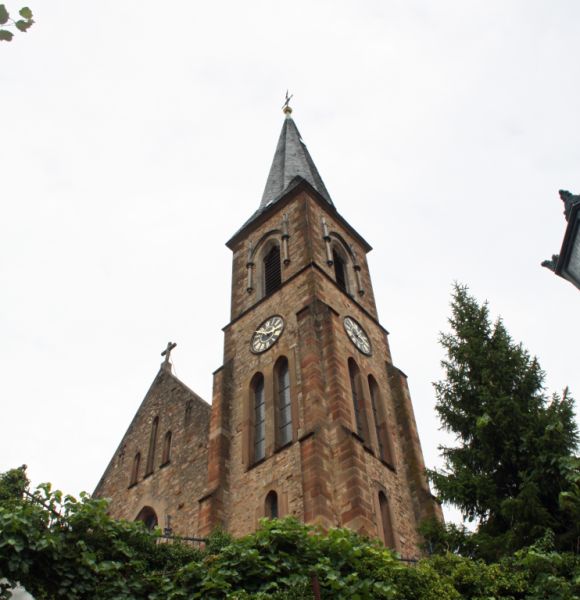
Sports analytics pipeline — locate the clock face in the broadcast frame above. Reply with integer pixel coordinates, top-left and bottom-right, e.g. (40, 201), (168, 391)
(344, 316), (372, 356)
(250, 315), (285, 354)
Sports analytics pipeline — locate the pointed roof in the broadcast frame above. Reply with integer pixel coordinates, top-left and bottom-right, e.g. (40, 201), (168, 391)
(260, 109), (333, 209)
(227, 105), (371, 252)
(227, 108), (336, 246)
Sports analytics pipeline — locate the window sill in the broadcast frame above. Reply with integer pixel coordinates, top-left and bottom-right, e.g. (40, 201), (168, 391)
(143, 472), (154, 480)
(247, 456), (267, 472)
(128, 482), (138, 489)
(247, 440), (294, 471)
(342, 425), (392, 465)
(379, 458), (397, 473)
(159, 460), (171, 469)
(341, 424), (366, 446)
(274, 440), (293, 454)
(362, 443), (376, 457)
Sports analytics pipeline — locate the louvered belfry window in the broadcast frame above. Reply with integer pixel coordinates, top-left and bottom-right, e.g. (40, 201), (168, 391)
(264, 245), (282, 296)
(333, 249), (347, 292)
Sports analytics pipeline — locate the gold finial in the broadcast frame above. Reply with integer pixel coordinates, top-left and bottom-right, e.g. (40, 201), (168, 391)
(282, 90), (293, 116)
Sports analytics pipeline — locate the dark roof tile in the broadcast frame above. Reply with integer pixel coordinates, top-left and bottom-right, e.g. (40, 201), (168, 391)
(260, 114), (333, 209)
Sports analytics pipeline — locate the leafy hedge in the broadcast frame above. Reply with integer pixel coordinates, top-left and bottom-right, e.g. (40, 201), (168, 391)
(0, 470), (579, 599)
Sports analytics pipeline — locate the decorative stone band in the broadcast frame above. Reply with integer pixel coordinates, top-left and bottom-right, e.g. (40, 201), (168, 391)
(350, 244), (365, 296)
(282, 214), (290, 265)
(246, 241), (254, 293)
(321, 217), (333, 266)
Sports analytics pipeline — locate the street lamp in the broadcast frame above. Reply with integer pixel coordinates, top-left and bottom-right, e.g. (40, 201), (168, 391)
(542, 190), (580, 291)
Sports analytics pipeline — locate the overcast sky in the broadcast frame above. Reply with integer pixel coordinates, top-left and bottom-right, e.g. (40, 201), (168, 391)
(2, 1), (579, 527)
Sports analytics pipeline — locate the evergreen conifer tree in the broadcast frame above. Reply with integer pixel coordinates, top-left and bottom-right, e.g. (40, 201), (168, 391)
(428, 285), (578, 558)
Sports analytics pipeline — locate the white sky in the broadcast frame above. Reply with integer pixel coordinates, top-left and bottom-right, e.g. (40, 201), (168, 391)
(2, 1), (579, 526)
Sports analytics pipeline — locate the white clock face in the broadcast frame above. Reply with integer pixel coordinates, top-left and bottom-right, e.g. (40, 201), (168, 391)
(344, 316), (372, 355)
(250, 315), (284, 354)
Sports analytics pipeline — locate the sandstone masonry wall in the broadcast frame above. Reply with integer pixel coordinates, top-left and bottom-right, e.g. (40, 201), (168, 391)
(94, 369), (210, 537)
(200, 189), (437, 556)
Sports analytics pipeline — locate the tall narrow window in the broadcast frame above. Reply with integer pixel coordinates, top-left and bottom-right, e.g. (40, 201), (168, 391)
(265, 490), (279, 519)
(129, 452), (141, 486)
(333, 249), (347, 292)
(264, 244), (281, 296)
(348, 359), (367, 441)
(378, 491), (396, 548)
(276, 357), (292, 447)
(145, 416), (159, 476)
(369, 376), (394, 465)
(184, 400), (193, 426)
(161, 431), (172, 465)
(253, 374), (266, 463)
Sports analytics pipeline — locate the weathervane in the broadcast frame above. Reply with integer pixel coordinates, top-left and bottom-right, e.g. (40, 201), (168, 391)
(282, 90), (293, 115)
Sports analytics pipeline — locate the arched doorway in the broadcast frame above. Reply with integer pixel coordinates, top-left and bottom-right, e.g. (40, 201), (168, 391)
(135, 506), (158, 530)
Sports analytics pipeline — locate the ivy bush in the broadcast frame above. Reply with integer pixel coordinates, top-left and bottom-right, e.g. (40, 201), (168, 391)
(0, 468), (579, 599)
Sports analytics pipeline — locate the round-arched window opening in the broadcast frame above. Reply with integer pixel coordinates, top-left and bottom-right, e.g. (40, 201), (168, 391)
(252, 373), (266, 463)
(275, 357), (292, 447)
(265, 490), (279, 519)
(135, 506), (158, 530)
(378, 492), (395, 548)
(332, 248), (348, 293)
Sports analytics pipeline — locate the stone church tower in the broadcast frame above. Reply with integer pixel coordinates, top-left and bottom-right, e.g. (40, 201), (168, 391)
(94, 106), (441, 556)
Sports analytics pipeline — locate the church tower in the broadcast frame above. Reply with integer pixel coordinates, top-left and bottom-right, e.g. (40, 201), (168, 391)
(198, 105), (441, 555)
(94, 104), (441, 557)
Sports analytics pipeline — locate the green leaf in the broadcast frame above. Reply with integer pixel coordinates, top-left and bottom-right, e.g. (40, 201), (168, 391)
(15, 19), (32, 32)
(0, 28), (13, 41)
(19, 7), (32, 19)
(0, 5), (9, 25)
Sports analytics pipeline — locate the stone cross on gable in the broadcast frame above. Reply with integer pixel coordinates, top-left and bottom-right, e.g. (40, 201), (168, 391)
(161, 342), (177, 370)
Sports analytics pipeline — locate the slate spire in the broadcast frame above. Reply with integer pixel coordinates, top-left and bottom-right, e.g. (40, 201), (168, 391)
(260, 105), (333, 209)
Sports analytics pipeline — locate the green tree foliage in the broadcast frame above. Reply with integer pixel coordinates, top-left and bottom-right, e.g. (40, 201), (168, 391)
(0, 467), (204, 599)
(428, 284), (579, 559)
(418, 518), (478, 558)
(0, 4), (33, 41)
(559, 456), (580, 551)
(0, 465), (28, 505)
(1, 467), (579, 598)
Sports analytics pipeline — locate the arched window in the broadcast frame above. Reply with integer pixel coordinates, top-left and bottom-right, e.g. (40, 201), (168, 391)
(378, 491), (396, 548)
(369, 376), (395, 465)
(276, 357), (292, 447)
(145, 416), (159, 476)
(129, 452), (141, 486)
(161, 431), (172, 465)
(135, 506), (158, 530)
(265, 490), (279, 519)
(263, 244), (281, 296)
(333, 248), (348, 293)
(348, 359), (368, 441)
(252, 374), (266, 463)
(184, 400), (193, 426)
